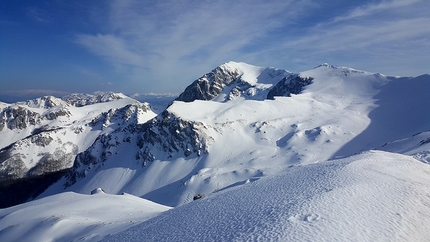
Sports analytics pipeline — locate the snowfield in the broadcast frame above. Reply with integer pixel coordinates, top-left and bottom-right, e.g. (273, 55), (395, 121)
(103, 151), (430, 242)
(0, 191), (170, 242)
(2, 151), (429, 242)
(1, 62), (430, 241)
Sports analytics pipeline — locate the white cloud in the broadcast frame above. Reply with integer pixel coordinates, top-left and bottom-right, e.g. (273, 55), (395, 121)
(330, 0), (422, 23)
(273, 0), (430, 75)
(76, 34), (146, 69)
(75, 0), (316, 91)
(75, 0), (430, 92)
(284, 18), (430, 52)
(0, 89), (69, 97)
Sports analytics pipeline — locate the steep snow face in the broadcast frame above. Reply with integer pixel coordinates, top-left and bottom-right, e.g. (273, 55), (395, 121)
(103, 151), (430, 242)
(0, 191), (170, 242)
(176, 61), (292, 102)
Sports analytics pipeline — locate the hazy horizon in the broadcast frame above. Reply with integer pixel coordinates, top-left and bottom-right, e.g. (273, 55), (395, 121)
(1, 0), (429, 102)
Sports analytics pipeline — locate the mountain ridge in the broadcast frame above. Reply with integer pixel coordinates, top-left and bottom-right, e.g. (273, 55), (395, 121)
(1, 62), (429, 204)
(32, 61), (430, 208)
(0, 93), (156, 207)
(1, 61), (430, 241)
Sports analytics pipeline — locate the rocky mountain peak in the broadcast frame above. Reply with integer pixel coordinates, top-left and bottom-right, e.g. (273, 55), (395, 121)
(175, 62), (293, 103)
(18, 96), (69, 109)
(267, 74), (313, 99)
(175, 64), (241, 102)
(62, 92), (128, 107)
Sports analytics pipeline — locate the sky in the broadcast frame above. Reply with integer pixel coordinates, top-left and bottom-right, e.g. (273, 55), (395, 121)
(1, 0), (429, 102)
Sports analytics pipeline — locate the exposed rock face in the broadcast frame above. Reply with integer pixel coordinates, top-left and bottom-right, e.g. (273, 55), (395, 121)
(267, 75), (313, 99)
(44, 109), (71, 120)
(0, 119), (5, 131)
(136, 110), (213, 161)
(176, 65), (241, 102)
(0, 99), (70, 132)
(0, 152), (27, 181)
(0, 93), (152, 193)
(27, 143), (78, 177)
(90, 188), (106, 195)
(30, 132), (54, 147)
(0, 106), (41, 130)
(193, 193), (205, 200)
(19, 96), (68, 109)
(89, 103), (151, 129)
(0, 129), (78, 182)
(176, 62), (297, 102)
(62, 92), (127, 107)
(65, 110), (214, 188)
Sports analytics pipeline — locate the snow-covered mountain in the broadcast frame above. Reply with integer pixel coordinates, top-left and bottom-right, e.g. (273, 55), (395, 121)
(61, 92), (129, 107)
(0, 190), (170, 242)
(0, 93), (156, 207)
(176, 61), (294, 102)
(0, 62), (429, 241)
(38, 62), (430, 206)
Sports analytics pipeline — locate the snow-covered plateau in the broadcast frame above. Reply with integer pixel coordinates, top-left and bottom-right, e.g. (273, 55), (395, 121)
(1, 62), (430, 241)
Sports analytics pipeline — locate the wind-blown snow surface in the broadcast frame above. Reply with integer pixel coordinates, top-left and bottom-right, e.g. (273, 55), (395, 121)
(0, 191), (170, 242)
(103, 151), (430, 242)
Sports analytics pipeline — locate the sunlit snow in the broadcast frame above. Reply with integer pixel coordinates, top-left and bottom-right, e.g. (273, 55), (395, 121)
(1, 62), (429, 241)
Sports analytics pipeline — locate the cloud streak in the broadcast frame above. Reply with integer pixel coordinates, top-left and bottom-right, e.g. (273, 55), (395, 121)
(285, 18), (430, 52)
(277, 0), (430, 75)
(330, 0), (422, 23)
(76, 34), (146, 68)
(74, 0), (430, 92)
(74, 0), (316, 90)
(0, 89), (68, 96)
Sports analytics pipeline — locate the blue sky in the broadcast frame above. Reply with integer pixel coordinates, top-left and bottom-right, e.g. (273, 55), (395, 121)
(1, 0), (429, 102)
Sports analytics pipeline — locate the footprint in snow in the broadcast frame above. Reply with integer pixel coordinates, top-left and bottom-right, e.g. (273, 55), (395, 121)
(303, 213), (320, 222)
(289, 213), (320, 223)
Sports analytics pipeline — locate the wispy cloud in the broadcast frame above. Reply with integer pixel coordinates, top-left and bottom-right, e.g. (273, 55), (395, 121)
(76, 34), (146, 69)
(74, 0), (316, 91)
(330, 0), (421, 23)
(285, 18), (430, 52)
(0, 89), (69, 97)
(277, 0), (430, 75)
(74, 0), (430, 92)
(26, 7), (52, 23)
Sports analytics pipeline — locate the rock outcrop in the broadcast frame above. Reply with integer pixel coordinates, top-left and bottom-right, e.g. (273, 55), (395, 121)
(267, 75), (313, 99)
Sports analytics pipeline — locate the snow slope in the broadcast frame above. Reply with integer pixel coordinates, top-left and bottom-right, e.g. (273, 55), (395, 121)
(0, 190), (170, 242)
(103, 151), (430, 242)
